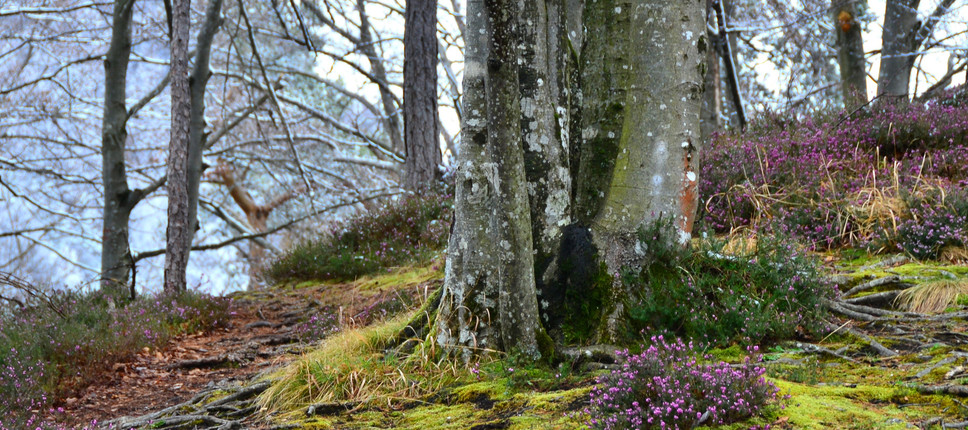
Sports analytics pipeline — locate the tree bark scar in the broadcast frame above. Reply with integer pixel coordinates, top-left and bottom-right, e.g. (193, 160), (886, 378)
(678, 140), (697, 237)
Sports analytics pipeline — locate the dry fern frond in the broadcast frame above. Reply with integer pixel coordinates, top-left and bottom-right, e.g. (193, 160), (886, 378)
(894, 280), (968, 314)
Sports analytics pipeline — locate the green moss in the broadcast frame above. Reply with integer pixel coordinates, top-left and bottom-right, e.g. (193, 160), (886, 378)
(394, 403), (483, 429)
(561, 263), (612, 343)
(708, 344), (745, 362)
(536, 329), (556, 362)
(770, 380), (939, 430)
(351, 265), (443, 293)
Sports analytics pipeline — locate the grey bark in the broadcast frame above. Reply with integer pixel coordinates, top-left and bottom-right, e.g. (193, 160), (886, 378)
(518, 0), (571, 284)
(877, 0), (957, 99)
(877, 0), (919, 98)
(358, 0), (405, 153)
(833, 0), (868, 108)
(186, 0), (225, 241)
(164, 0), (192, 294)
(100, 0), (138, 299)
(712, 0), (745, 129)
(436, 0), (705, 353)
(700, 0), (723, 142)
(436, 0), (547, 359)
(403, 0), (441, 191)
(582, 0), (705, 340)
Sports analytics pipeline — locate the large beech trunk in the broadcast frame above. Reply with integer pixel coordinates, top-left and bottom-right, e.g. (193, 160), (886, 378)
(436, 0), (706, 357)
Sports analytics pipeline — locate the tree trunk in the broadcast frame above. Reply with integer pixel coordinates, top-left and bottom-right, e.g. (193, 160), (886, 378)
(833, 0), (868, 108)
(877, 0), (919, 98)
(101, 0), (137, 300)
(700, 0), (723, 142)
(435, 0), (549, 360)
(581, 0), (704, 341)
(358, 0), (405, 154)
(164, 0), (192, 294)
(436, 0), (705, 355)
(403, 0), (441, 191)
(186, 0), (224, 241)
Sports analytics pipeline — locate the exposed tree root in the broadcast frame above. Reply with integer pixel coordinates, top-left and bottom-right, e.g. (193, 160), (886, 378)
(911, 356), (958, 380)
(822, 320), (898, 358)
(843, 290), (901, 308)
(841, 275), (913, 298)
(909, 383), (968, 396)
(559, 344), (623, 365)
(798, 342), (859, 363)
(306, 401), (361, 416)
(102, 381), (271, 429)
(388, 285), (442, 355)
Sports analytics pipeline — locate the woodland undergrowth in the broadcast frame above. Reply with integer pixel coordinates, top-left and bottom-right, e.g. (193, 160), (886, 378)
(701, 90), (968, 259)
(0, 282), (231, 429)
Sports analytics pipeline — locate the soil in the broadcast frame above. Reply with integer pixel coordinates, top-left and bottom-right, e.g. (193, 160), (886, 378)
(51, 283), (360, 429)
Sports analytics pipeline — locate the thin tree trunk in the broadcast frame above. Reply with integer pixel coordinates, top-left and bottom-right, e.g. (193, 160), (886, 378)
(164, 0), (192, 294)
(358, 0), (405, 153)
(700, 0), (723, 141)
(186, 0), (224, 240)
(101, 0), (137, 300)
(713, 0), (745, 129)
(403, 0), (441, 191)
(833, 0), (868, 108)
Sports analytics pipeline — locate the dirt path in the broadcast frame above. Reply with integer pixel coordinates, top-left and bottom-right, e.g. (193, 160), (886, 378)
(54, 288), (323, 429)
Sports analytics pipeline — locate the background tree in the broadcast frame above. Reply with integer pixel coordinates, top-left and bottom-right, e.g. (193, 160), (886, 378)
(833, 0), (868, 107)
(0, 0), (465, 293)
(403, 0), (441, 191)
(164, 0), (192, 294)
(436, 0), (706, 357)
(101, 0), (142, 298)
(877, 0), (957, 99)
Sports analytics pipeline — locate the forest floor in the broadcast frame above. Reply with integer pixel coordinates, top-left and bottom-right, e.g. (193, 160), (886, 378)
(54, 268), (434, 429)
(55, 256), (968, 430)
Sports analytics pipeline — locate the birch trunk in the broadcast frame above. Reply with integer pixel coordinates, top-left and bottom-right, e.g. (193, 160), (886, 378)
(186, 0), (224, 240)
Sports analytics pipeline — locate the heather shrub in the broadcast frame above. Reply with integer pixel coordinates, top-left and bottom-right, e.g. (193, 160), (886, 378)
(266, 193), (451, 283)
(627, 224), (833, 345)
(700, 95), (968, 253)
(587, 336), (781, 430)
(294, 311), (341, 343)
(0, 287), (231, 427)
(895, 192), (968, 259)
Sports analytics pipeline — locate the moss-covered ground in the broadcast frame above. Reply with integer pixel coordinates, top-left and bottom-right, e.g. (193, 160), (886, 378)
(253, 252), (968, 429)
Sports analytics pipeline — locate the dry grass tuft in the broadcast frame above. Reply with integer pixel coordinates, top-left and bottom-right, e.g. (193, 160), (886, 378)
(894, 279), (968, 314)
(939, 246), (968, 263)
(256, 313), (490, 420)
(722, 227), (758, 256)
